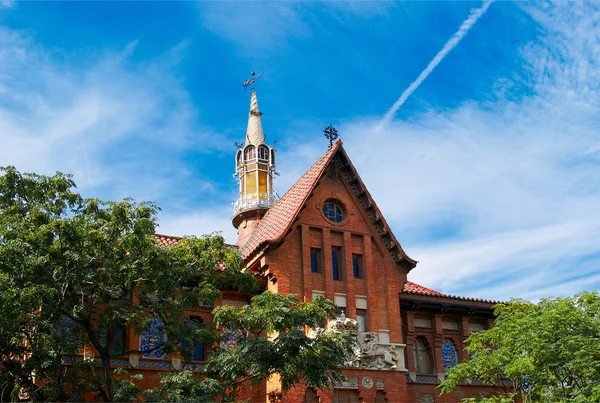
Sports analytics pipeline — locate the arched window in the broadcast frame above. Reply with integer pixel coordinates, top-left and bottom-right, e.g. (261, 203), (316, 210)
(270, 148), (275, 165)
(244, 145), (256, 161)
(322, 200), (344, 223)
(258, 145), (269, 161)
(441, 339), (459, 371)
(413, 338), (432, 374)
(236, 149), (242, 167)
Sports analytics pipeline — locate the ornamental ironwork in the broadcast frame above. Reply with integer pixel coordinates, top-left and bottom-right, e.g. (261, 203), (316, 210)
(323, 125), (339, 148)
(233, 192), (278, 213)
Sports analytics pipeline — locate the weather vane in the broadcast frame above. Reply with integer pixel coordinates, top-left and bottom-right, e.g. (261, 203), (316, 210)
(243, 59), (262, 92)
(323, 125), (339, 149)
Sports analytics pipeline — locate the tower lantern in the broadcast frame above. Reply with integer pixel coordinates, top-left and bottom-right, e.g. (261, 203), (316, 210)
(232, 70), (277, 246)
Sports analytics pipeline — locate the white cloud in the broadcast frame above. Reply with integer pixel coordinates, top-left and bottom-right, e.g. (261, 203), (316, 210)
(274, 2), (600, 300)
(0, 25), (227, 199)
(0, 23), (237, 241)
(0, 1), (14, 9)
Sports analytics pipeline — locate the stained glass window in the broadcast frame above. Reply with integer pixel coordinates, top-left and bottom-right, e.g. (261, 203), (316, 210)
(139, 318), (167, 359)
(323, 201), (344, 223)
(441, 339), (459, 371)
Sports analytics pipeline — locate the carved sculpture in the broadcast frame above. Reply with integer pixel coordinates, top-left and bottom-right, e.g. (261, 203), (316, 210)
(309, 313), (404, 371)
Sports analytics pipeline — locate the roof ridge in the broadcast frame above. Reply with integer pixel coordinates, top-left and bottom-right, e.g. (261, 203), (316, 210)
(402, 280), (501, 304)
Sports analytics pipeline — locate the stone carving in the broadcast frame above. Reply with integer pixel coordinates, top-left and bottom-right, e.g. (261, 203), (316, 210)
(362, 376), (374, 389)
(309, 313), (406, 371)
(376, 379), (384, 390)
(333, 376), (359, 389)
(353, 332), (400, 370)
(419, 393), (435, 403)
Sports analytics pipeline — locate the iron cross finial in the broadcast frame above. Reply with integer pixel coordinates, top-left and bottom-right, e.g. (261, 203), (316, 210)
(243, 60), (262, 92)
(323, 125), (339, 149)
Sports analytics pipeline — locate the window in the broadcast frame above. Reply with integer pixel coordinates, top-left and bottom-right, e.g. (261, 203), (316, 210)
(258, 146), (268, 161)
(333, 389), (360, 403)
(98, 324), (125, 355)
(310, 249), (321, 273)
(352, 254), (362, 278)
(356, 309), (367, 332)
(413, 338), (432, 374)
(331, 248), (341, 281)
(323, 201), (344, 223)
(244, 145), (256, 161)
(441, 339), (458, 371)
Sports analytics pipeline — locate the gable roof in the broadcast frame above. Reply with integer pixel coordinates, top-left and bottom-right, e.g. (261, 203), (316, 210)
(240, 140), (417, 271)
(240, 141), (339, 259)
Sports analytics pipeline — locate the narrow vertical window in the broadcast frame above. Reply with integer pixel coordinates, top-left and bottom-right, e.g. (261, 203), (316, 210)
(181, 316), (206, 362)
(413, 338), (432, 374)
(356, 309), (367, 332)
(331, 249), (340, 281)
(310, 249), (320, 273)
(352, 254), (362, 279)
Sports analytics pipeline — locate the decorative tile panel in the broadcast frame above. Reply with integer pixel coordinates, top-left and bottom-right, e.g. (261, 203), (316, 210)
(416, 375), (438, 383)
(469, 323), (485, 332)
(414, 318), (432, 328)
(139, 318), (167, 359)
(441, 339), (459, 370)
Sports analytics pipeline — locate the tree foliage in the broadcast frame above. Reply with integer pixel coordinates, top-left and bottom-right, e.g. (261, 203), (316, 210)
(0, 166), (353, 402)
(440, 293), (600, 403)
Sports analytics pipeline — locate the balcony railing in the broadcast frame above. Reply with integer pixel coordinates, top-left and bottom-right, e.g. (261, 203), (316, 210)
(233, 192), (278, 214)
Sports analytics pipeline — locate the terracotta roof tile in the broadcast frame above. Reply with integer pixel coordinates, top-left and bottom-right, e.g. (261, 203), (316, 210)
(240, 141), (341, 259)
(154, 233), (182, 247)
(402, 280), (501, 304)
(403, 281), (445, 296)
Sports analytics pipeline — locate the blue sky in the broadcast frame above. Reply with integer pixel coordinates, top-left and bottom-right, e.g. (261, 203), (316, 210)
(1, 1), (599, 301)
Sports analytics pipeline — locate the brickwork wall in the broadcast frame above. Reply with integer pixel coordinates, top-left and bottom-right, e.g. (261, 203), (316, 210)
(266, 174), (408, 344)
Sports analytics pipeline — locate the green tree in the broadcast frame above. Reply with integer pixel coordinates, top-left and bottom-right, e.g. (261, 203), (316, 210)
(440, 293), (600, 403)
(0, 166), (352, 402)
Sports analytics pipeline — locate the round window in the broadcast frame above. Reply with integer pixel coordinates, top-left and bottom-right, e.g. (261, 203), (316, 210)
(322, 201), (344, 223)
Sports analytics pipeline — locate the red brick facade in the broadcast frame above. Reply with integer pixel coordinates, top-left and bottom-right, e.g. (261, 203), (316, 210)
(75, 142), (502, 402)
(235, 143), (502, 402)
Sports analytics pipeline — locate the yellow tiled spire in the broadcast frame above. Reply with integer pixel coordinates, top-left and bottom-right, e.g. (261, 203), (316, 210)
(245, 91), (265, 146)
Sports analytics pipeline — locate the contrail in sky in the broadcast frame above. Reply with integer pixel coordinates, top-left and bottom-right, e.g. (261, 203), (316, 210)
(379, 0), (494, 128)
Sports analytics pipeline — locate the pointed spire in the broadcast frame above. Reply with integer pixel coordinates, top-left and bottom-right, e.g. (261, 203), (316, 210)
(245, 90), (265, 146)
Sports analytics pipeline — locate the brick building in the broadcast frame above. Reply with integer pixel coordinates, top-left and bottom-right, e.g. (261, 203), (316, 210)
(118, 87), (502, 402)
